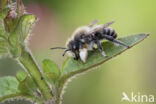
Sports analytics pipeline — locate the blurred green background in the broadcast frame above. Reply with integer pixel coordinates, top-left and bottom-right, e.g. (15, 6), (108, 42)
(0, 0), (156, 104)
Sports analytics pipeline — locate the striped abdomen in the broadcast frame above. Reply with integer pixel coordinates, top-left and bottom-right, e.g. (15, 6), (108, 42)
(94, 27), (117, 40)
(102, 27), (117, 39)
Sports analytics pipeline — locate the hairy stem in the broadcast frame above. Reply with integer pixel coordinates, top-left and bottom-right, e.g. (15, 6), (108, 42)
(18, 47), (53, 100)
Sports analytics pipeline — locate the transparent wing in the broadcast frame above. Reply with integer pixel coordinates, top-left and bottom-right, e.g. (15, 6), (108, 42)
(87, 20), (115, 35)
(88, 19), (99, 27)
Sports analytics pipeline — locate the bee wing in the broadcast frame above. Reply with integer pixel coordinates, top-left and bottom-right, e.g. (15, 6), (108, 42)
(88, 19), (99, 27)
(87, 20), (115, 35)
(102, 20), (115, 28)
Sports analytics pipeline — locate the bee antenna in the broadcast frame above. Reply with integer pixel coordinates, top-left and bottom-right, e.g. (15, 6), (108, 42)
(62, 49), (71, 56)
(50, 47), (67, 50)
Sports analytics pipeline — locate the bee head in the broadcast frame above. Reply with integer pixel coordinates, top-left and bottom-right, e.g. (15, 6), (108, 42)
(68, 41), (79, 51)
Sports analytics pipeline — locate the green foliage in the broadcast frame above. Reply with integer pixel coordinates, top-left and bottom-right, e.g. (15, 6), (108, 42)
(7, 14), (36, 58)
(42, 59), (60, 75)
(16, 71), (27, 82)
(44, 72), (59, 84)
(1, 96), (34, 104)
(0, 40), (8, 54)
(0, 8), (10, 19)
(0, 7), (10, 56)
(0, 0), (36, 58)
(18, 15), (36, 40)
(8, 14), (36, 44)
(0, 0), (150, 104)
(42, 59), (60, 84)
(0, 0), (11, 12)
(0, 76), (20, 98)
(18, 76), (38, 96)
(0, 0), (43, 103)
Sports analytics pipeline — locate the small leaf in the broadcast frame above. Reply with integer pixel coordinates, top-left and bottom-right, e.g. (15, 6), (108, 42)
(0, 8), (10, 19)
(44, 72), (59, 84)
(16, 70), (27, 82)
(0, 0), (10, 12)
(42, 59), (60, 75)
(0, 8), (10, 39)
(12, 14), (36, 41)
(62, 34), (149, 77)
(7, 39), (21, 58)
(0, 40), (8, 53)
(0, 47), (7, 53)
(4, 10), (19, 33)
(0, 40), (8, 47)
(8, 14), (36, 57)
(18, 76), (38, 96)
(0, 47), (8, 57)
(8, 14), (36, 44)
(0, 76), (20, 98)
(0, 95), (34, 104)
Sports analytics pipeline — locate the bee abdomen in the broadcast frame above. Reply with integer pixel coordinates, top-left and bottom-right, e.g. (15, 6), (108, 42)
(102, 27), (117, 39)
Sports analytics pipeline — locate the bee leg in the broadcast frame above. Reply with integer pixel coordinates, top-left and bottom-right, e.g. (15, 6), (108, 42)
(91, 42), (96, 50)
(88, 42), (95, 50)
(103, 35), (130, 48)
(92, 47), (96, 50)
(92, 44), (96, 50)
(74, 56), (79, 60)
(74, 51), (79, 60)
(95, 40), (108, 57)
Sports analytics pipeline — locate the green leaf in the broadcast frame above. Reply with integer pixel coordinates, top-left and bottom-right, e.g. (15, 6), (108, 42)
(0, 95), (34, 104)
(42, 59), (60, 75)
(15, 14), (36, 40)
(18, 76), (38, 96)
(43, 72), (59, 84)
(0, 0), (10, 12)
(0, 8), (10, 19)
(0, 40), (8, 53)
(0, 40), (8, 47)
(7, 14), (36, 42)
(0, 39), (8, 56)
(0, 47), (7, 53)
(16, 71), (27, 82)
(8, 14), (36, 58)
(0, 76), (20, 98)
(0, 8), (10, 39)
(61, 34), (149, 77)
(7, 41), (21, 58)
(4, 13), (19, 33)
(1, 98), (33, 104)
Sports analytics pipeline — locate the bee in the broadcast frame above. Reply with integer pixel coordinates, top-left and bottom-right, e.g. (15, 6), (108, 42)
(51, 20), (129, 63)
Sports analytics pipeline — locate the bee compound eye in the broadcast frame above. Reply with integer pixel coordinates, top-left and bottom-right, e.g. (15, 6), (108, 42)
(73, 44), (77, 49)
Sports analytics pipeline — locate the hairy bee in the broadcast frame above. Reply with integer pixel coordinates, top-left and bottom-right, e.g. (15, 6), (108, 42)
(51, 20), (129, 63)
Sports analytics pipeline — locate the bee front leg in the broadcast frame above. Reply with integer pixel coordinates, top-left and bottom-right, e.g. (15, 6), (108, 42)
(74, 51), (79, 60)
(74, 56), (79, 60)
(95, 40), (108, 57)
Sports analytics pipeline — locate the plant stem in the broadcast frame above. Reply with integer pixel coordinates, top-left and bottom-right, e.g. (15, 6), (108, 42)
(18, 47), (53, 100)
